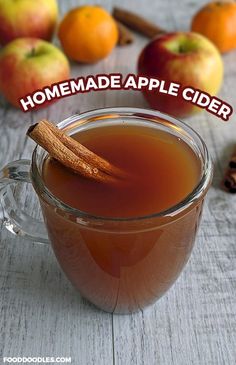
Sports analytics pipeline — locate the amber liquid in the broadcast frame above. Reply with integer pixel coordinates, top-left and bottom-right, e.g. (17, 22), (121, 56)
(40, 123), (203, 313)
(43, 125), (200, 218)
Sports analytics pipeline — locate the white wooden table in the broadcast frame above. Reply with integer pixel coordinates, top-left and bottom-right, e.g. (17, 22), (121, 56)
(0, 0), (236, 364)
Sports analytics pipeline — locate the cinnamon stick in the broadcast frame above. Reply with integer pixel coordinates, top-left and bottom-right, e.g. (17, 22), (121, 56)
(116, 21), (134, 46)
(113, 7), (166, 39)
(222, 146), (236, 193)
(27, 120), (125, 183)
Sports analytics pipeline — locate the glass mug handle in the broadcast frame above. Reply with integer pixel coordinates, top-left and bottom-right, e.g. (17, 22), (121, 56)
(0, 159), (49, 244)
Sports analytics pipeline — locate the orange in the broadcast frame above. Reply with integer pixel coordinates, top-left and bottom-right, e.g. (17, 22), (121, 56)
(58, 5), (118, 63)
(191, 1), (236, 53)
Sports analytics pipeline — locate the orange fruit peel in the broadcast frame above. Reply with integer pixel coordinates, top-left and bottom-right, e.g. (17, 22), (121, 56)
(58, 5), (118, 63)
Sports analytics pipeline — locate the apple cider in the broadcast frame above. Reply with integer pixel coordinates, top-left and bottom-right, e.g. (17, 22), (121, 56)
(40, 121), (204, 313)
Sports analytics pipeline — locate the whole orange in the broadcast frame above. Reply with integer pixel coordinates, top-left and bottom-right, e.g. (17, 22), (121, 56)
(191, 1), (236, 53)
(58, 5), (118, 63)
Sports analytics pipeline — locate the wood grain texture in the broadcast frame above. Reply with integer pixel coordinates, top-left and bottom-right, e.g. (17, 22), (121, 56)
(0, 0), (236, 364)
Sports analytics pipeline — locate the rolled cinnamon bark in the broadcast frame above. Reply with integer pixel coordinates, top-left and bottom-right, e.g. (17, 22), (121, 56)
(116, 21), (134, 46)
(113, 7), (165, 38)
(222, 146), (236, 193)
(27, 120), (126, 183)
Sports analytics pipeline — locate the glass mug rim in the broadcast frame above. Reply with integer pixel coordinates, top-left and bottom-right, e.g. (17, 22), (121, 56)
(31, 107), (213, 223)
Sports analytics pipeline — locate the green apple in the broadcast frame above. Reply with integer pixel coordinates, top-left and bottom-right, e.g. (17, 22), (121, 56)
(0, 0), (58, 45)
(0, 38), (70, 109)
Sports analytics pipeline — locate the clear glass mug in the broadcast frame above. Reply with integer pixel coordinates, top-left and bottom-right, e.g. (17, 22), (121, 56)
(0, 108), (213, 314)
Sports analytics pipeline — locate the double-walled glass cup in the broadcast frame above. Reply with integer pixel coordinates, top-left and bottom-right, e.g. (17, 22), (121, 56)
(0, 108), (213, 313)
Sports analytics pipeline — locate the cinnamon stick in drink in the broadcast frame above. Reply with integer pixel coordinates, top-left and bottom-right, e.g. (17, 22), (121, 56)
(27, 120), (126, 183)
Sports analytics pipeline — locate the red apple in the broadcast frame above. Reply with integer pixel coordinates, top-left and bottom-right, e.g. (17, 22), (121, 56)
(0, 38), (70, 108)
(0, 0), (58, 45)
(137, 32), (223, 118)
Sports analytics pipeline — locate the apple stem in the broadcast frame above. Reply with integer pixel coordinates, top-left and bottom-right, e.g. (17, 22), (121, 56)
(28, 48), (36, 58)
